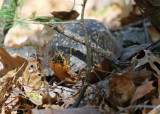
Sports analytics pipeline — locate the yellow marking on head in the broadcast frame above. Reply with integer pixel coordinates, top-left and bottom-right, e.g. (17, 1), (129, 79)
(74, 48), (77, 52)
(72, 24), (75, 26)
(70, 47), (72, 55)
(61, 39), (64, 41)
(58, 35), (60, 37)
(56, 43), (58, 46)
(70, 63), (72, 66)
(77, 30), (80, 33)
(54, 34), (57, 36)
(66, 42), (68, 45)
(70, 57), (72, 61)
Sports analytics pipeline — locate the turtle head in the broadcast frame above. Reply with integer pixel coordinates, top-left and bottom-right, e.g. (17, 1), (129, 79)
(50, 50), (66, 64)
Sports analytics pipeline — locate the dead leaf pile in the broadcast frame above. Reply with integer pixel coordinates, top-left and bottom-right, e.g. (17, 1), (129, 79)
(83, 50), (160, 113)
(1, 0), (160, 113)
(0, 47), (83, 113)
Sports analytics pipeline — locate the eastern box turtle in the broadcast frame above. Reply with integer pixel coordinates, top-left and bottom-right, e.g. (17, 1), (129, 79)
(43, 19), (122, 75)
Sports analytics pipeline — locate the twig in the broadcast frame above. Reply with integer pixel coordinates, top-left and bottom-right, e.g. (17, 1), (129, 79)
(80, 0), (91, 84)
(148, 104), (160, 114)
(116, 105), (155, 114)
(51, 72), (85, 90)
(71, 0), (89, 107)
(23, 20), (80, 24)
(71, 0), (75, 11)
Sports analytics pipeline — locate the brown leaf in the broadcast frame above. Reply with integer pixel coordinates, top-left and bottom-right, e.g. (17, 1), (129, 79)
(4, 0), (73, 48)
(151, 97), (160, 106)
(128, 68), (152, 83)
(121, 5), (148, 26)
(22, 60), (45, 89)
(5, 91), (35, 110)
(132, 50), (160, 76)
(108, 74), (136, 98)
(131, 81), (156, 103)
(0, 47), (28, 76)
(108, 63), (136, 99)
(89, 59), (110, 84)
(0, 47), (28, 103)
(41, 92), (58, 105)
(51, 10), (79, 21)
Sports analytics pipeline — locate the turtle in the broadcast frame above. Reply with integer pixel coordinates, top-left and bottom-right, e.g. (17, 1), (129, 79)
(43, 19), (122, 83)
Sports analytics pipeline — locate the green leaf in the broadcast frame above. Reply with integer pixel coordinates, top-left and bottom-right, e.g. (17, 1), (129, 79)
(35, 16), (52, 22)
(51, 17), (63, 22)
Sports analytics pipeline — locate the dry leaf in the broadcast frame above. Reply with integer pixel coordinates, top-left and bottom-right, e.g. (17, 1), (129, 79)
(89, 59), (110, 84)
(51, 10), (79, 21)
(108, 73), (136, 98)
(22, 60), (45, 89)
(132, 50), (160, 76)
(62, 98), (75, 109)
(4, 0), (74, 47)
(4, 24), (44, 47)
(108, 64), (136, 99)
(41, 92), (58, 105)
(131, 81), (156, 103)
(0, 47), (28, 103)
(148, 104), (160, 114)
(151, 97), (160, 106)
(128, 68), (152, 83)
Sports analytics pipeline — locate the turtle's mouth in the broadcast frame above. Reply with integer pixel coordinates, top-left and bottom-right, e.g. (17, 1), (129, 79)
(52, 55), (64, 64)
(50, 51), (65, 64)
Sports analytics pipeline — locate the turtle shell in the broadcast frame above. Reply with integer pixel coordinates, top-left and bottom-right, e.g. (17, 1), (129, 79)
(43, 19), (122, 72)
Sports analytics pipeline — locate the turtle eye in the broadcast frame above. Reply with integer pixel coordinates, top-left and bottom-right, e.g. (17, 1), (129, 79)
(50, 53), (53, 57)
